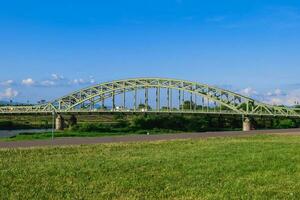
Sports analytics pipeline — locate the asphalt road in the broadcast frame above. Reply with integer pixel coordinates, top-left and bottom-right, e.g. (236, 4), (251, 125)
(0, 128), (300, 149)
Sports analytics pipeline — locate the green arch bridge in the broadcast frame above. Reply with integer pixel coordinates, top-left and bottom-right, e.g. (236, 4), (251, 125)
(1, 78), (299, 131)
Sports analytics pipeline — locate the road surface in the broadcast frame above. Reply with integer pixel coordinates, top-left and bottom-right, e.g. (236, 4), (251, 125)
(0, 129), (299, 149)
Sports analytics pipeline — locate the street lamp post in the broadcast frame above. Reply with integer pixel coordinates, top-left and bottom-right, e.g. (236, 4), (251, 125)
(52, 111), (55, 140)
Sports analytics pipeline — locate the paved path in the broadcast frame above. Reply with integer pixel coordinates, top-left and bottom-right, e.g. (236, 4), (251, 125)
(0, 129), (300, 149)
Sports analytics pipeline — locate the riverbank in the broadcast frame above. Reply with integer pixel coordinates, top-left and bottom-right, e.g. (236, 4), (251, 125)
(0, 129), (181, 141)
(1, 128), (300, 148)
(1, 133), (300, 199)
(0, 129), (52, 138)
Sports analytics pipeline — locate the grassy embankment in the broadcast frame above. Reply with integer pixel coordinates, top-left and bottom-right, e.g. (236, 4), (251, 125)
(0, 134), (300, 199)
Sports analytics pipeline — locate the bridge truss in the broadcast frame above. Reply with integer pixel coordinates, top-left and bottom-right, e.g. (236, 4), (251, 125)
(1, 78), (300, 117)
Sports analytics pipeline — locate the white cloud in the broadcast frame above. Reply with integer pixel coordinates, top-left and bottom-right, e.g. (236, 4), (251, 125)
(240, 87), (258, 96)
(89, 76), (95, 84)
(268, 98), (284, 105)
(266, 88), (284, 96)
(235, 86), (299, 106)
(51, 74), (64, 80)
(40, 80), (56, 87)
(0, 88), (19, 100)
(274, 89), (282, 96)
(69, 77), (96, 85)
(16, 75), (96, 88)
(70, 78), (86, 85)
(262, 88), (300, 106)
(0, 80), (14, 86)
(90, 79), (95, 84)
(22, 78), (35, 86)
(284, 89), (300, 106)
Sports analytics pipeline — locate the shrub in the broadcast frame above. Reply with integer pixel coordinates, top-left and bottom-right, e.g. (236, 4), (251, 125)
(276, 119), (296, 129)
(70, 123), (112, 132)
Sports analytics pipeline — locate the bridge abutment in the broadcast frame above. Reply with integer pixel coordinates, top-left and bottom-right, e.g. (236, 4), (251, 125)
(243, 117), (253, 131)
(55, 114), (65, 131)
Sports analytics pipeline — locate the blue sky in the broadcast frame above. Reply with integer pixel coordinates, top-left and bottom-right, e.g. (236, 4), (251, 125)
(1, 0), (300, 105)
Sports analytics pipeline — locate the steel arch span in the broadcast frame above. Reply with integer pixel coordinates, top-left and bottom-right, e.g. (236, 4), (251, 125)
(1, 77), (300, 117)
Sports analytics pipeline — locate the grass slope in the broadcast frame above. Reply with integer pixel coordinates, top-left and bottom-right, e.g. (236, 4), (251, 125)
(1, 134), (300, 199)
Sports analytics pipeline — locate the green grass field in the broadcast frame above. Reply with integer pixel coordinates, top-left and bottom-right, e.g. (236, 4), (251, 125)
(1, 134), (300, 199)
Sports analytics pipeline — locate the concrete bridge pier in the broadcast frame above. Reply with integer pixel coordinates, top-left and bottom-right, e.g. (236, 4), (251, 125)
(243, 117), (253, 131)
(55, 114), (65, 131)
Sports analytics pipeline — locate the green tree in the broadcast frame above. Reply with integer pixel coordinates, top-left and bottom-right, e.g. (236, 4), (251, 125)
(138, 103), (152, 110)
(276, 119), (296, 129)
(180, 101), (197, 110)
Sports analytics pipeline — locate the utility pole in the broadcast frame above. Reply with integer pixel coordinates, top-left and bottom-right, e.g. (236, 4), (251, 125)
(52, 111), (55, 140)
